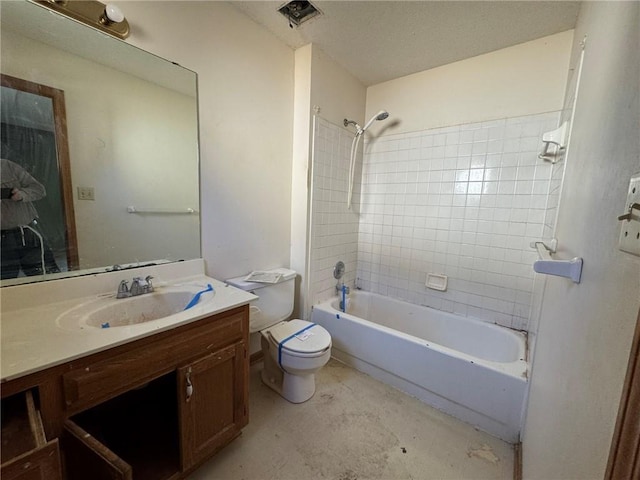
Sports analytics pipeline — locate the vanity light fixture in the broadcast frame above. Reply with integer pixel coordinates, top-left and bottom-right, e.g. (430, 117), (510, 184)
(33, 0), (130, 39)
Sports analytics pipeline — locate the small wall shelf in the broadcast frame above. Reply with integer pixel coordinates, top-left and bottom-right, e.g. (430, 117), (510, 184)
(538, 122), (568, 163)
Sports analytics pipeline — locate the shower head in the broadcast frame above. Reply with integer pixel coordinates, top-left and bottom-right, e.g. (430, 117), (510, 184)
(362, 110), (390, 132)
(344, 110), (389, 136)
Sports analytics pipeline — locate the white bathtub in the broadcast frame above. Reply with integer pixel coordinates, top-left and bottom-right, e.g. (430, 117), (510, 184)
(310, 291), (528, 442)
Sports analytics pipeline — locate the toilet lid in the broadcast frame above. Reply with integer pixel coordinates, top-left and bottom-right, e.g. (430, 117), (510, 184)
(269, 319), (331, 354)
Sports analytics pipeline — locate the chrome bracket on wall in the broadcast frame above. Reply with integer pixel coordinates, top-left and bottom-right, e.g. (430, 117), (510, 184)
(33, 0), (130, 39)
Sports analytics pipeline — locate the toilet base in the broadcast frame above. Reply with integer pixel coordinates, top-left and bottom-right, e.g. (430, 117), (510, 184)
(261, 368), (316, 404)
(260, 326), (329, 404)
(260, 336), (317, 403)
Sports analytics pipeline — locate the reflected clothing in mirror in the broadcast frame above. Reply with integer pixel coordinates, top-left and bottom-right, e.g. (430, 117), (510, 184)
(1, 158), (59, 279)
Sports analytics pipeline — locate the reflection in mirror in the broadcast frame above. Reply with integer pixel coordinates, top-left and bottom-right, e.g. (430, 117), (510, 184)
(0, 1), (200, 286)
(1, 74), (78, 279)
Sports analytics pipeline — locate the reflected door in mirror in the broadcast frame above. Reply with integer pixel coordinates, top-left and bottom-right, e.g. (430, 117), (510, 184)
(1, 74), (78, 279)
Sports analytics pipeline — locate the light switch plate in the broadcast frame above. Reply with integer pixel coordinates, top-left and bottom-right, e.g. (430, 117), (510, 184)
(77, 186), (95, 201)
(618, 173), (640, 256)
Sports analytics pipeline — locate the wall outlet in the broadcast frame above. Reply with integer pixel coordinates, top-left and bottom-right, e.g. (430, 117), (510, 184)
(77, 186), (95, 201)
(618, 173), (640, 256)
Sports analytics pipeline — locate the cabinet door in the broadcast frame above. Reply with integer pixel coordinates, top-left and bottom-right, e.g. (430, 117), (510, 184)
(62, 420), (132, 480)
(178, 342), (247, 470)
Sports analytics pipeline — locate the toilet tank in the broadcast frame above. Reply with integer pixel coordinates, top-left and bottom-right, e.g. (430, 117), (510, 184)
(226, 268), (296, 333)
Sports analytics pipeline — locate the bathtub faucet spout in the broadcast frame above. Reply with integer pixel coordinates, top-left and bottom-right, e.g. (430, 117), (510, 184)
(336, 281), (350, 295)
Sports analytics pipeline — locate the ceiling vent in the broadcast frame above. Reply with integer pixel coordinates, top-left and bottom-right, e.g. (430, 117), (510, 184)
(278, 1), (322, 28)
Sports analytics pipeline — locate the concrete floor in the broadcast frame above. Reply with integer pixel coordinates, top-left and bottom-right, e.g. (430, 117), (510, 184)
(189, 359), (514, 480)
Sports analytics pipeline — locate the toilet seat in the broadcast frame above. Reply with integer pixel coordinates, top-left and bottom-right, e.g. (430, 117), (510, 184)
(267, 319), (331, 366)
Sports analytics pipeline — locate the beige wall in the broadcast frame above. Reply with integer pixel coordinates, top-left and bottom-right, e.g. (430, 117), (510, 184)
(290, 44), (367, 317)
(116, 1), (295, 280)
(310, 46), (367, 129)
(523, 2), (640, 477)
(365, 31), (573, 135)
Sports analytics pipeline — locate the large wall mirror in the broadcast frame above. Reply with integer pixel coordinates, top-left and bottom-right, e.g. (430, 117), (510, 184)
(0, 1), (200, 286)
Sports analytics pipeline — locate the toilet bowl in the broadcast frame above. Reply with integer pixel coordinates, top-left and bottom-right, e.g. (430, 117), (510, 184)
(261, 319), (331, 403)
(225, 268), (332, 403)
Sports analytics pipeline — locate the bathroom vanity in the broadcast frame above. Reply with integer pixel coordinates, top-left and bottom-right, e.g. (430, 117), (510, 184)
(1, 261), (256, 480)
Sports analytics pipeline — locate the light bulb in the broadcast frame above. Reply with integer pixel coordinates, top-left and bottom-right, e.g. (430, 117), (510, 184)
(104, 3), (125, 24)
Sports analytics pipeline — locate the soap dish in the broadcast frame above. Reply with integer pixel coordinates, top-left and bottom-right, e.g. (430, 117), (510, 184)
(426, 273), (448, 291)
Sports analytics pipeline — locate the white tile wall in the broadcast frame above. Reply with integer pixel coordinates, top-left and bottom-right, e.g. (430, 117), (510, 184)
(309, 117), (360, 306)
(356, 112), (561, 330)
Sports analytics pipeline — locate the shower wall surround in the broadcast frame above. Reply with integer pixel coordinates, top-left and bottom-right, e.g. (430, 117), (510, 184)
(309, 117), (360, 306)
(357, 112), (560, 330)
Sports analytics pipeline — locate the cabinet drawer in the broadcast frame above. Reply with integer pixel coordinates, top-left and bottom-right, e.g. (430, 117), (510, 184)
(1, 390), (62, 480)
(63, 310), (246, 413)
(1, 440), (62, 480)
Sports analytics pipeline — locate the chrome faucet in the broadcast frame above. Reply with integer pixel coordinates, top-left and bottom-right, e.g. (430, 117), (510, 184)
(116, 275), (154, 298)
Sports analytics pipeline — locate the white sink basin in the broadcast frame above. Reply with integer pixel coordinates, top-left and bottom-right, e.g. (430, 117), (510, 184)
(56, 286), (214, 331)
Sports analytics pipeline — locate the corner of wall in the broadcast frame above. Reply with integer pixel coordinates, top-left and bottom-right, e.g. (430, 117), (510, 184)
(290, 44), (314, 318)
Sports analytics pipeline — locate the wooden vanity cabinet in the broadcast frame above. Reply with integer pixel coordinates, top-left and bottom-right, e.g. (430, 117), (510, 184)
(1, 305), (250, 480)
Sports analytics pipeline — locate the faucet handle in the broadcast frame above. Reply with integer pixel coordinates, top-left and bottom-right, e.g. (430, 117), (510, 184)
(145, 275), (154, 292)
(129, 277), (144, 296)
(117, 280), (130, 298)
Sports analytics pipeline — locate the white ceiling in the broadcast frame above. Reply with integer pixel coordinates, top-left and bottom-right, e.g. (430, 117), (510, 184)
(230, 1), (581, 86)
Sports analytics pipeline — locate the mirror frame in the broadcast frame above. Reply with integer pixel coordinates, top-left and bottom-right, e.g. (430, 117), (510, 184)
(1, 73), (79, 270)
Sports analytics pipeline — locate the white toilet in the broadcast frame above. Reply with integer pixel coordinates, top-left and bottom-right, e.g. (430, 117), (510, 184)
(226, 268), (332, 403)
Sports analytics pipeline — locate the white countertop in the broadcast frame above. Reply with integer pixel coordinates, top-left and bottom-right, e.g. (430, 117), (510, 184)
(0, 260), (257, 382)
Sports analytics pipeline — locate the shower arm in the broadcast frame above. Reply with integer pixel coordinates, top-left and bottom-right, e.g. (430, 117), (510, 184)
(344, 119), (363, 135)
